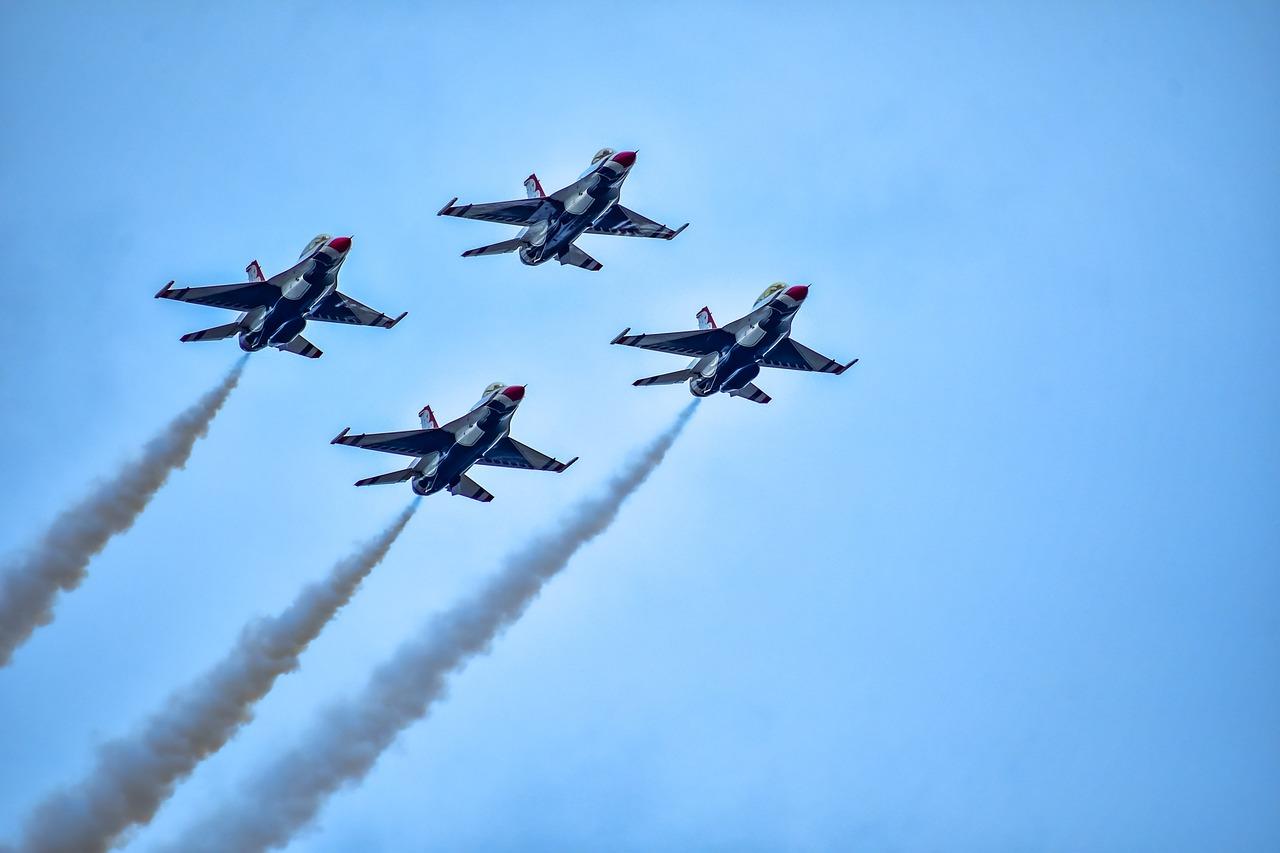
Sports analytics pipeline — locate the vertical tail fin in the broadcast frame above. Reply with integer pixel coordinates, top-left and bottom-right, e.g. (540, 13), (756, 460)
(418, 405), (439, 429)
(697, 306), (717, 330)
(524, 173), (546, 199)
(245, 260), (266, 282)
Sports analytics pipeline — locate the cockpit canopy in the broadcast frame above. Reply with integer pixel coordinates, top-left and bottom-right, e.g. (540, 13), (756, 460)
(474, 381), (505, 409)
(580, 148), (615, 178)
(300, 234), (332, 260)
(754, 282), (787, 308)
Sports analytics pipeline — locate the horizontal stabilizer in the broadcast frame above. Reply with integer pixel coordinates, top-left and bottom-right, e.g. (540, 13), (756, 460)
(462, 239), (523, 258)
(278, 335), (322, 359)
(633, 369), (695, 387)
(558, 244), (603, 271)
(180, 322), (241, 343)
(450, 474), (494, 503)
(730, 383), (772, 404)
(354, 468), (418, 487)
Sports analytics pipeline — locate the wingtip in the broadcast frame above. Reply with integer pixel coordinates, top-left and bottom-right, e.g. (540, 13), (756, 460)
(437, 197), (458, 216)
(331, 427), (351, 445)
(837, 358), (859, 375)
(559, 456), (580, 473)
(669, 223), (689, 239)
(611, 328), (631, 345)
(389, 311), (408, 328)
(155, 280), (175, 299)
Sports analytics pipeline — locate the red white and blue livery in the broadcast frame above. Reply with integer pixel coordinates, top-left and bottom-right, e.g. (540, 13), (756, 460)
(155, 235), (406, 359)
(331, 383), (577, 502)
(611, 284), (857, 404)
(438, 148), (687, 272)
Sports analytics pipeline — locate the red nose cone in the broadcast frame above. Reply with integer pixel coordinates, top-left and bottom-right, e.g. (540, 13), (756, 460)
(502, 385), (526, 402)
(612, 150), (637, 168)
(328, 236), (352, 253)
(785, 285), (809, 301)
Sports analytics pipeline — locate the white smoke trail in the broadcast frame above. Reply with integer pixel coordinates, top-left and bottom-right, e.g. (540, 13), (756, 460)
(0, 357), (248, 668)
(14, 501), (418, 853)
(164, 401), (698, 852)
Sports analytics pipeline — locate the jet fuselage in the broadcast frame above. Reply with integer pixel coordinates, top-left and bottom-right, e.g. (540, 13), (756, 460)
(518, 155), (633, 266)
(689, 291), (804, 397)
(410, 394), (518, 496)
(239, 238), (349, 352)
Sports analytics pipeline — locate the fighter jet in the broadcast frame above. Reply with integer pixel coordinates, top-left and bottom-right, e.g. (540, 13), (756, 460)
(330, 383), (577, 502)
(155, 235), (406, 358)
(437, 148), (688, 272)
(611, 284), (857, 404)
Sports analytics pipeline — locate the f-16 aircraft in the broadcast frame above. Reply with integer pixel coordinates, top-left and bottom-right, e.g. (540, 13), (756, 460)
(611, 284), (857, 404)
(330, 383), (577, 502)
(155, 235), (407, 358)
(437, 148), (688, 272)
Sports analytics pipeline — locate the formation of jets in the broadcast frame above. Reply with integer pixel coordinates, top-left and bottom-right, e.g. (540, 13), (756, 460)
(156, 148), (857, 501)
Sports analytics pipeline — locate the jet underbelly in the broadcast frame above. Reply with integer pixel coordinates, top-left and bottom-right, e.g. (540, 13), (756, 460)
(522, 219), (549, 246)
(280, 274), (312, 301)
(416, 451), (442, 477)
(562, 175), (601, 215)
(454, 422), (485, 447)
(736, 323), (767, 348)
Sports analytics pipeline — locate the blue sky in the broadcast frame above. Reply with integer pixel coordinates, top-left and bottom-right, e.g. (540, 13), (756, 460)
(1, 2), (1277, 850)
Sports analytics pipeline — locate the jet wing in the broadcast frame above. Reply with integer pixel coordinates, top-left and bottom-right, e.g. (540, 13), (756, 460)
(307, 291), (407, 328)
(586, 205), (688, 240)
(611, 327), (731, 357)
(155, 280), (279, 312)
(437, 197), (555, 226)
(331, 426), (454, 458)
(475, 436), (578, 473)
(759, 339), (858, 374)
